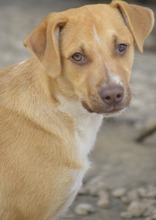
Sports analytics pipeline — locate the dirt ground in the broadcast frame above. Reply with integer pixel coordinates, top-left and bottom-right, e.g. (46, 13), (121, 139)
(0, 0), (156, 219)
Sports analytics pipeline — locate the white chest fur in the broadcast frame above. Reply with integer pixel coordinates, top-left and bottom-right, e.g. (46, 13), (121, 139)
(71, 110), (103, 196)
(57, 95), (103, 216)
(74, 111), (103, 162)
(58, 95), (103, 163)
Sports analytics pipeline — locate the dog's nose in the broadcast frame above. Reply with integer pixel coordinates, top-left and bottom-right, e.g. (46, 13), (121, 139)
(100, 85), (124, 105)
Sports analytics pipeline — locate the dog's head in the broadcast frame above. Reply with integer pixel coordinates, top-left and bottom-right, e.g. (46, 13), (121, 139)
(24, 0), (154, 115)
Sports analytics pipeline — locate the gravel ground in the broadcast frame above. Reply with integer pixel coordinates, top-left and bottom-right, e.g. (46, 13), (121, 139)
(0, 1), (156, 220)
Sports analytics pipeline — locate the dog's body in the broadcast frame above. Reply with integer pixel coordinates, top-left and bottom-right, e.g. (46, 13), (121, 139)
(0, 58), (103, 220)
(0, 1), (154, 219)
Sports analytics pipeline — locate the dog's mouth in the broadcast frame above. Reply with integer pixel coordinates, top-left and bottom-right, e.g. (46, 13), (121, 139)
(81, 101), (95, 113)
(81, 87), (131, 115)
(81, 100), (129, 115)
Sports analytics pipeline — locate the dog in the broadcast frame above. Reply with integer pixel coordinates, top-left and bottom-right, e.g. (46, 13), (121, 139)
(0, 0), (154, 219)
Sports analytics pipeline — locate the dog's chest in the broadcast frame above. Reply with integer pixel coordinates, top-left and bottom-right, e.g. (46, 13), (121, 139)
(56, 96), (103, 216)
(65, 112), (103, 212)
(74, 113), (103, 161)
(58, 95), (103, 162)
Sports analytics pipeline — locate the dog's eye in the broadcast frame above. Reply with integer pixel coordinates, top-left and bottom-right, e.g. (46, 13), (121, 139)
(71, 53), (87, 64)
(72, 53), (83, 61)
(117, 44), (128, 55)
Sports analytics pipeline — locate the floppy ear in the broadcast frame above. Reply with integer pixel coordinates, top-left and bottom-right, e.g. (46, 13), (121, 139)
(112, 0), (155, 52)
(24, 13), (66, 78)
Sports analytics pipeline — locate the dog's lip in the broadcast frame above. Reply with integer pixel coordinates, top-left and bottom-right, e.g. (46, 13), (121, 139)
(81, 101), (94, 113)
(104, 106), (125, 113)
(81, 101), (125, 114)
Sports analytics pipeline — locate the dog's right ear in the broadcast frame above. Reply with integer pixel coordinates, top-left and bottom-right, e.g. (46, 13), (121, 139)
(24, 13), (67, 78)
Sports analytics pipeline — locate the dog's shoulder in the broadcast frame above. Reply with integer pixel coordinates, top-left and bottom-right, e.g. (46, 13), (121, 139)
(0, 63), (17, 75)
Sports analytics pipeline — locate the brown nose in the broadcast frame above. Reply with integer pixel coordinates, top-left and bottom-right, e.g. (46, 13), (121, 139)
(100, 85), (124, 105)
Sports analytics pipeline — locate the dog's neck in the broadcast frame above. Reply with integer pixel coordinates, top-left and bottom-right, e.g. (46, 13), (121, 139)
(57, 94), (103, 158)
(57, 94), (103, 128)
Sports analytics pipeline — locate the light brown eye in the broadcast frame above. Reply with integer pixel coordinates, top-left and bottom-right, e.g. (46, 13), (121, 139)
(71, 53), (87, 64)
(117, 44), (128, 55)
(72, 53), (83, 61)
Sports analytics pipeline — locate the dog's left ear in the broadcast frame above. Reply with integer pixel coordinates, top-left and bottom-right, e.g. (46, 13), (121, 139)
(24, 13), (67, 78)
(112, 0), (155, 52)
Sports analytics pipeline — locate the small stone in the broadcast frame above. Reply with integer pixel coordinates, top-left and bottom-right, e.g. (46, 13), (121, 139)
(75, 203), (96, 216)
(138, 187), (146, 198)
(97, 190), (110, 208)
(85, 176), (109, 196)
(138, 186), (156, 199)
(121, 200), (148, 218)
(112, 188), (126, 198)
(97, 198), (110, 209)
(120, 211), (133, 219)
(127, 201), (146, 218)
(126, 189), (140, 202)
(143, 199), (156, 217)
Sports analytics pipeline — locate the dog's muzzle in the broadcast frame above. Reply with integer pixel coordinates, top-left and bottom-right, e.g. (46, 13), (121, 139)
(82, 85), (131, 114)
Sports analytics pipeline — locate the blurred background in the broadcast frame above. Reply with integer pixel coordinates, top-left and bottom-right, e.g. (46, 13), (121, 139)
(0, 0), (156, 219)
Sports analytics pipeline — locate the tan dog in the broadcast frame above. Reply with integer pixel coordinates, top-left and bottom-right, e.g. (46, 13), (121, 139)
(0, 0), (154, 219)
